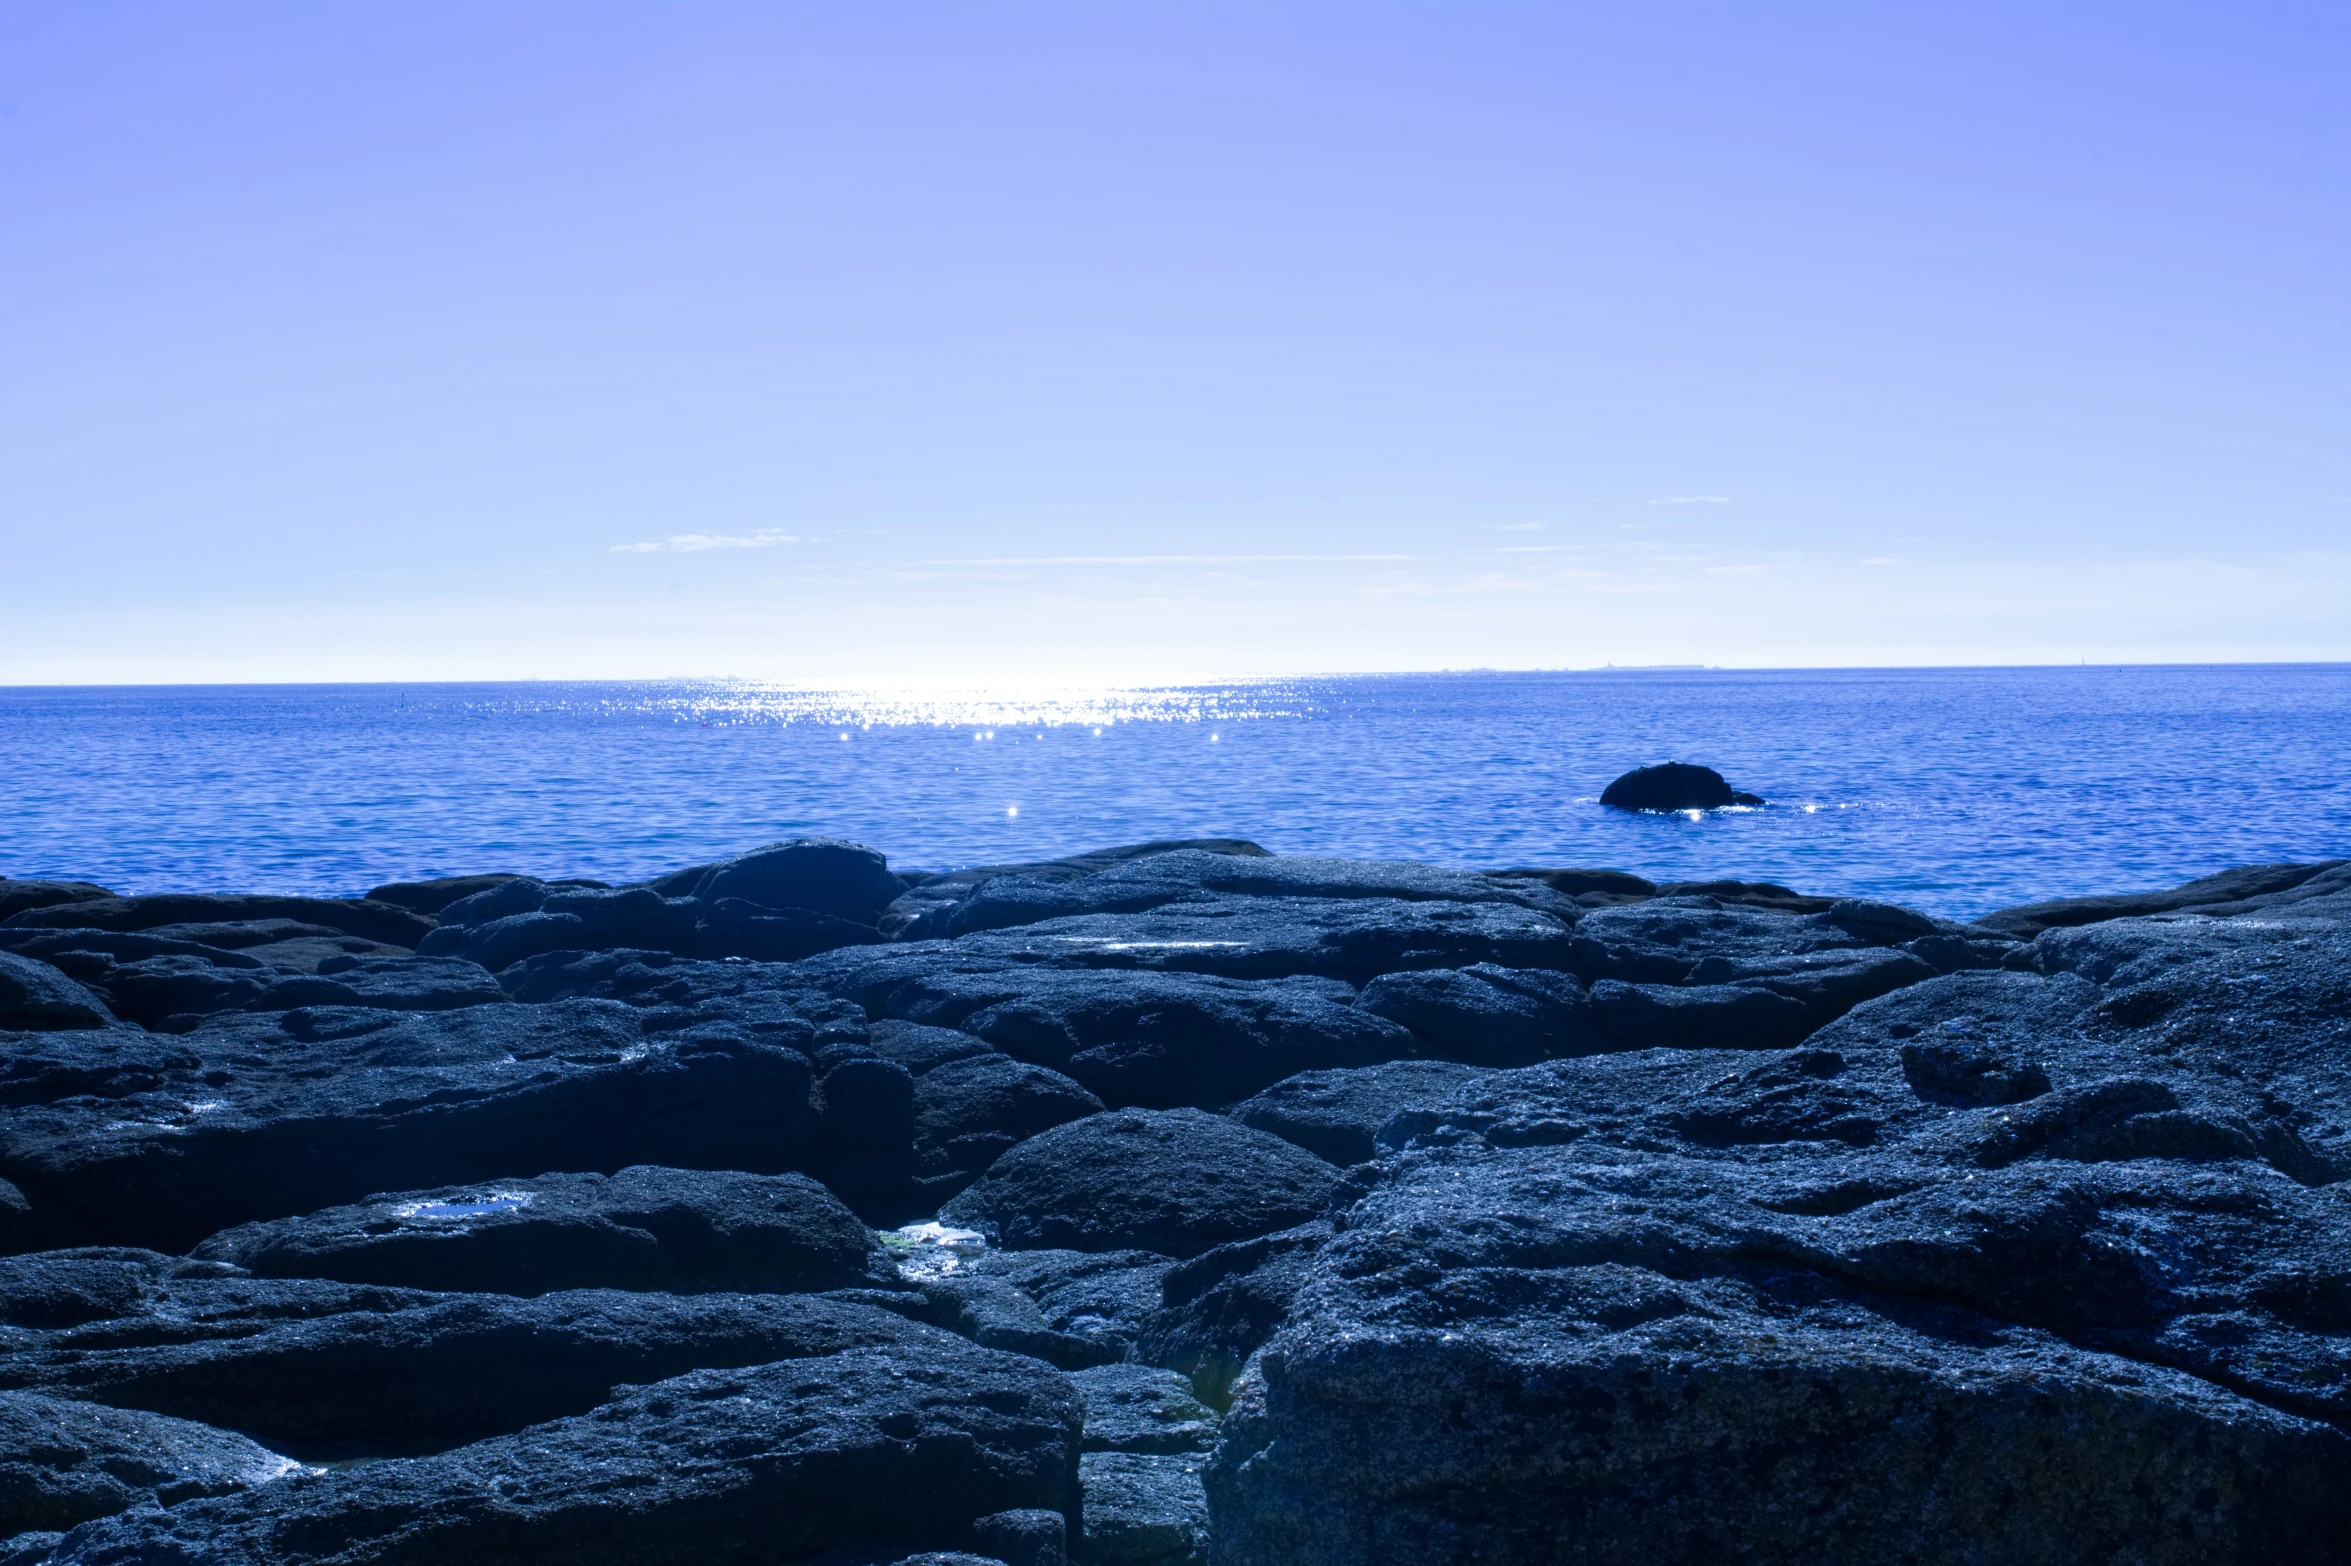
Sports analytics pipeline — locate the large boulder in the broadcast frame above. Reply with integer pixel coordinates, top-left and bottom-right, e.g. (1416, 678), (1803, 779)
(692, 838), (905, 924)
(0, 1388), (303, 1536)
(0, 953), (116, 1032)
(914, 1054), (1106, 1198)
(0, 1001), (825, 1251)
(188, 1166), (886, 1296)
(1355, 965), (1594, 1065)
(46, 1333), (1080, 1566)
(942, 1109), (1339, 1259)
(1207, 909), (2351, 1565)
(1597, 761), (1763, 811)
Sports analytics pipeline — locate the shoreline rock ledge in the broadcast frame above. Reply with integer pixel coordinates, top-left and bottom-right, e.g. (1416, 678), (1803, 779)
(1, 841), (2348, 1564)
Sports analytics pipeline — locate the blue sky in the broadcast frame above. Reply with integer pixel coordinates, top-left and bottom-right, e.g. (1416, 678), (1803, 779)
(2, 3), (2344, 683)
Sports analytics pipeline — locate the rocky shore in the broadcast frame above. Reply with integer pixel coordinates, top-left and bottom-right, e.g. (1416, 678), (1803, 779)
(0, 838), (2346, 1564)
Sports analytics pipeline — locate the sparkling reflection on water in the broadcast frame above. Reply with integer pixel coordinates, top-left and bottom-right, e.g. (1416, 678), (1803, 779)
(2, 666), (2346, 920)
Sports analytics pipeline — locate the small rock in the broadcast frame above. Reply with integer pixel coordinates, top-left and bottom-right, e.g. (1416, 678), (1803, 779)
(1598, 762), (1764, 812)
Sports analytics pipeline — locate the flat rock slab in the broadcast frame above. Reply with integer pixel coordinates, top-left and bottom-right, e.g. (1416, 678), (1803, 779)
(0, 1387), (303, 1535)
(0, 1000), (826, 1251)
(189, 1165), (886, 1296)
(1, 1280), (942, 1456)
(1069, 1365), (1218, 1455)
(942, 1110), (1339, 1259)
(47, 1336), (1079, 1566)
(2, 896), (432, 949)
(1077, 1452), (1208, 1566)
(802, 957), (1416, 1110)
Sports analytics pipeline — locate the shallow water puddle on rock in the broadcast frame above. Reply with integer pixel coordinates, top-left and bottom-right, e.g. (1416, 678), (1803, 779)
(395, 1192), (537, 1221)
(884, 1220), (988, 1279)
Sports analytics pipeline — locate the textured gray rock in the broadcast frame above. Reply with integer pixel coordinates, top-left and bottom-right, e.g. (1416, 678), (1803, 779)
(0, 881), (113, 923)
(799, 957), (1416, 1110)
(915, 1054), (1105, 1197)
(45, 1333), (1078, 1566)
(0, 1388), (302, 1535)
(1976, 859), (2347, 937)
(189, 1165), (886, 1296)
(912, 848), (1579, 940)
(0, 1001), (825, 1251)
(1070, 1365), (1217, 1455)
(1076, 1452), (1208, 1565)
(1232, 1063), (1489, 1166)
(0, 1279), (942, 1456)
(943, 1110), (1339, 1259)
(1209, 905), (2351, 1564)
(1356, 964), (1592, 1066)
(0, 955), (115, 1033)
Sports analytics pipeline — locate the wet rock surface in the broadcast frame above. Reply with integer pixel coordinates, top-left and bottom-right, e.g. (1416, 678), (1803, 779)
(188, 1165), (888, 1296)
(0, 840), (2343, 1563)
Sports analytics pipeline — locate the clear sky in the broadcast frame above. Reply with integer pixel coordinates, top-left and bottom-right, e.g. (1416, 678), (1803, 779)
(3, 3), (2344, 684)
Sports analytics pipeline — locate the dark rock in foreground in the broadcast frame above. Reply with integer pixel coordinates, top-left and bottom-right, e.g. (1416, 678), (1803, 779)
(1598, 760), (1764, 811)
(3, 839), (2347, 1565)
(0, 1388), (301, 1535)
(47, 1334), (1078, 1566)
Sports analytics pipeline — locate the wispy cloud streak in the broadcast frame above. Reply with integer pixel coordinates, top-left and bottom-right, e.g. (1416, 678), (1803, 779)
(613, 529), (801, 554)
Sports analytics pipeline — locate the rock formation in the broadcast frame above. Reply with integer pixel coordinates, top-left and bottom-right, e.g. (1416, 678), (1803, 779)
(0, 836), (2344, 1563)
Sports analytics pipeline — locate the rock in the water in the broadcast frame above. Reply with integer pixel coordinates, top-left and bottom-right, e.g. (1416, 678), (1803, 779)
(47, 1334), (1079, 1566)
(1232, 1062), (1489, 1166)
(0, 1388), (303, 1535)
(0, 953), (117, 1032)
(942, 1110), (1339, 1259)
(1597, 761), (1763, 811)
(188, 1166), (886, 1296)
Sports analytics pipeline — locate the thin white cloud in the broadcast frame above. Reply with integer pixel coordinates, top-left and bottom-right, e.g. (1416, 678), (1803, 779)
(1479, 521), (1552, 532)
(612, 529), (801, 554)
(1651, 495), (1731, 505)
(923, 553), (1422, 566)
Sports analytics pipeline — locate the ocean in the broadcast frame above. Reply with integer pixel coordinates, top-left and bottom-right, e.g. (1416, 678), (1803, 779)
(3, 665), (2346, 922)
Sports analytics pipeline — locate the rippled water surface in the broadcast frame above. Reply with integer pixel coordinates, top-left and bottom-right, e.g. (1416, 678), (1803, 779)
(3, 667), (2346, 920)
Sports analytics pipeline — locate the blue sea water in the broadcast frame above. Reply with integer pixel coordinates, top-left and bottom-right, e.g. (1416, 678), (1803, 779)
(2, 666), (2346, 922)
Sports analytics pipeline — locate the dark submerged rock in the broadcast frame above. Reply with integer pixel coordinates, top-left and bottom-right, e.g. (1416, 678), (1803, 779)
(942, 1110), (1339, 1259)
(1597, 761), (1764, 811)
(188, 1165), (886, 1296)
